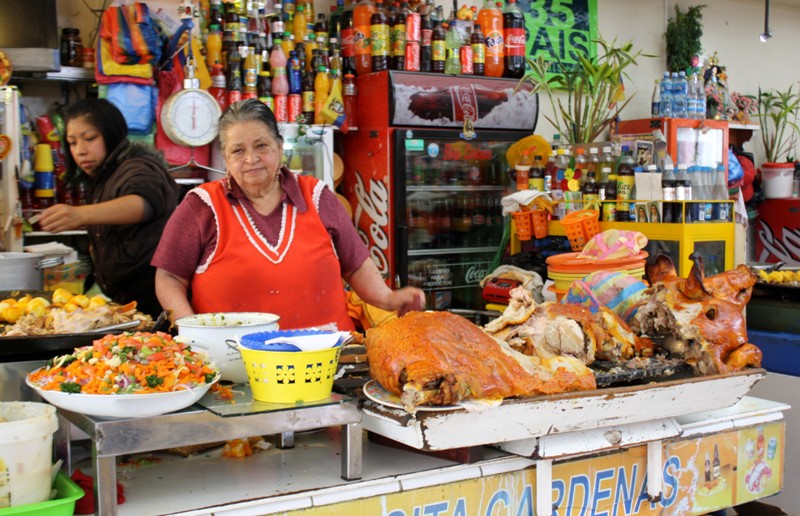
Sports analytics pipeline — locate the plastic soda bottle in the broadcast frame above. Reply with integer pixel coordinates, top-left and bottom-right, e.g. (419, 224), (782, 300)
(270, 39), (290, 122)
(314, 65), (330, 122)
(471, 24), (486, 76)
(340, 0), (356, 74)
(354, 0), (376, 75)
(529, 154), (545, 191)
(293, 5), (307, 45)
(370, 1), (390, 72)
(478, 0), (503, 77)
(502, 0), (525, 78)
(431, 16), (446, 73)
(206, 24), (223, 67)
(444, 22), (461, 75)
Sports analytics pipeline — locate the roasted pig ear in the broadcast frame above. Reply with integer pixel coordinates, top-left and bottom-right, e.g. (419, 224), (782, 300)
(645, 254), (678, 285)
(679, 253), (711, 300)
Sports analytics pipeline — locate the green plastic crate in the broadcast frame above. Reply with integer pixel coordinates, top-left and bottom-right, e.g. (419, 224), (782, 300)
(0, 472), (84, 515)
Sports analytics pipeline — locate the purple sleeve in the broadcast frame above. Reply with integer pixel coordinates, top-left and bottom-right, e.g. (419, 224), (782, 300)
(151, 192), (216, 280)
(317, 187), (369, 274)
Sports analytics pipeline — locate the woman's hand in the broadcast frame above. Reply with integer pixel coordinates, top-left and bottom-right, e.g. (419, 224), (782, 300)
(38, 204), (85, 233)
(386, 286), (427, 316)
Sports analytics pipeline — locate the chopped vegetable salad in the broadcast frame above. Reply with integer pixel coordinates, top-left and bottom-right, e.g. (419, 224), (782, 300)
(27, 332), (219, 394)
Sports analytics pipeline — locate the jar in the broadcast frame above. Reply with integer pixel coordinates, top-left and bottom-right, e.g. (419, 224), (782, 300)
(60, 28), (83, 68)
(82, 48), (96, 69)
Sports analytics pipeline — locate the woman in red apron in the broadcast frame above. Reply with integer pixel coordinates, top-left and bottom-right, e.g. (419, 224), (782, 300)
(152, 99), (424, 330)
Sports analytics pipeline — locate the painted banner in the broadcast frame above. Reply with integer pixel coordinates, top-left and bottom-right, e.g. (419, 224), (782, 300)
(523, 0), (599, 71)
(288, 422), (784, 515)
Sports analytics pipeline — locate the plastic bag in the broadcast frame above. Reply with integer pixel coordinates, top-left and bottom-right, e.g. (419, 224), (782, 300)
(99, 83), (156, 135)
(728, 148), (744, 184)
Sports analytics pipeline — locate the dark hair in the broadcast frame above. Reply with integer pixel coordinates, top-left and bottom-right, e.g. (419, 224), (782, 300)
(218, 99), (282, 151)
(64, 98), (128, 173)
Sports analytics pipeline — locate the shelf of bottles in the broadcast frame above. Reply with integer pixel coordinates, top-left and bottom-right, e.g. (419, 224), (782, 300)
(202, 0), (528, 126)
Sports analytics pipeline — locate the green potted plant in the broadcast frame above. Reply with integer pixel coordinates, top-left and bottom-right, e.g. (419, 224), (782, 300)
(755, 85), (800, 199)
(520, 35), (652, 145)
(665, 5), (705, 73)
(756, 85), (800, 164)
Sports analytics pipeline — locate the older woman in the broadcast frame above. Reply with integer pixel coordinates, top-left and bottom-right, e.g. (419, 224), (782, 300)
(152, 100), (424, 330)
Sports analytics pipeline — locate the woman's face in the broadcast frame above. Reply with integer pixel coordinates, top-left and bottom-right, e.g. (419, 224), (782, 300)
(223, 120), (283, 194)
(66, 115), (107, 176)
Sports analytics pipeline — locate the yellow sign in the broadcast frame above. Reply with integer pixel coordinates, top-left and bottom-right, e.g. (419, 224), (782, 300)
(289, 423), (784, 516)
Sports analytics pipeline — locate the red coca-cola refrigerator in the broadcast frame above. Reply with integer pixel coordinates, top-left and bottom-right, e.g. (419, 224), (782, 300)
(342, 71), (539, 310)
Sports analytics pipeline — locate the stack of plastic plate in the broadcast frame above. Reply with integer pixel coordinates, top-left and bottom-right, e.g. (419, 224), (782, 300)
(546, 251), (649, 301)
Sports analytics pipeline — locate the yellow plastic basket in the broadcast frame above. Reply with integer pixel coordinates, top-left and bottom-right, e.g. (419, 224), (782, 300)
(239, 345), (342, 403)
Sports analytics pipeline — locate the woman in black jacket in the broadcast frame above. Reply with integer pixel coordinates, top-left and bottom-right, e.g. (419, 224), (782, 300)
(39, 98), (179, 317)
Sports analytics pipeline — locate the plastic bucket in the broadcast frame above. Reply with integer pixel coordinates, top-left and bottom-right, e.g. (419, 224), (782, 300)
(761, 163), (794, 199)
(0, 402), (58, 508)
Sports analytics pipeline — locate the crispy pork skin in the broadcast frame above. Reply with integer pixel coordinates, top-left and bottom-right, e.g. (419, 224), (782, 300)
(366, 311), (595, 411)
(632, 256), (762, 375)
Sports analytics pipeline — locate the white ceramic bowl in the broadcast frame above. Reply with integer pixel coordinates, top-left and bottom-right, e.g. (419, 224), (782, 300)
(25, 374), (219, 419)
(176, 312), (280, 384)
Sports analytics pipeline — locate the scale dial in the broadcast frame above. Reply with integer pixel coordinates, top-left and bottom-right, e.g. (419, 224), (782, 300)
(161, 88), (221, 147)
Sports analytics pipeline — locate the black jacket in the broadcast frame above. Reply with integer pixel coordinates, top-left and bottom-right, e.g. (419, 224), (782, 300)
(87, 140), (179, 317)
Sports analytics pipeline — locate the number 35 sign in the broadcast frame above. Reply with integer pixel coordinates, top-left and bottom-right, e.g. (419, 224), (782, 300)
(522, 0), (598, 70)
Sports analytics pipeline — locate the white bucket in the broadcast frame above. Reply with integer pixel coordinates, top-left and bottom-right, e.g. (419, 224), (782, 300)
(0, 402), (58, 507)
(762, 163), (795, 199)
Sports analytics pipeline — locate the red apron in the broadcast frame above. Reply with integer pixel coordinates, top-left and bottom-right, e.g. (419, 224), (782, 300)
(191, 177), (354, 331)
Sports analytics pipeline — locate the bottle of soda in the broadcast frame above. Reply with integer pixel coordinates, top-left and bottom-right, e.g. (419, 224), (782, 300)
(420, 8), (433, 72)
(314, 65), (330, 122)
(301, 70), (316, 124)
(315, 13), (329, 46)
(444, 22), (461, 75)
(392, 2), (408, 70)
(242, 46), (259, 99)
(329, 0), (345, 40)
(270, 39), (290, 122)
(478, 0), (503, 77)
(354, 0), (376, 75)
(288, 50), (302, 93)
(226, 44), (243, 105)
(603, 172), (617, 222)
(502, 0), (525, 78)
(615, 150), (635, 221)
(329, 39), (343, 77)
(431, 15), (446, 73)
(582, 168), (599, 207)
(343, 73), (358, 129)
(471, 23), (486, 76)
(340, 0), (357, 74)
(209, 63), (229, 112)
(370, 2), (390, 72)
(257, 70), (273, 110)
(528, 154), (545, 191)
(293, 5), (307, 45)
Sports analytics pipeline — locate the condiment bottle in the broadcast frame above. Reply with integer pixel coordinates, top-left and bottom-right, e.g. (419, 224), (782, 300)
(528, 154), (545, 191)
(515, 148), (533, 191)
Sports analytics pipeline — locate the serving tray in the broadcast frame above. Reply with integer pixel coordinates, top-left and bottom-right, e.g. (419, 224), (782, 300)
(360, 368), (765, 452)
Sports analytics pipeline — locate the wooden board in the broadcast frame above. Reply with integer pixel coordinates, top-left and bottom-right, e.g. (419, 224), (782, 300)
(361, 369), (765, 452)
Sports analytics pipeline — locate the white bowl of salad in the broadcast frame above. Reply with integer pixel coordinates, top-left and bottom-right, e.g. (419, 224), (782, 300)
(26, 331), (220, 419)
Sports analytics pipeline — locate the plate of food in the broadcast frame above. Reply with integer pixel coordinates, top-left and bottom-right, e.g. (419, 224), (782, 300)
(362, 379), (462, 412)
(26, 331), (220, 418)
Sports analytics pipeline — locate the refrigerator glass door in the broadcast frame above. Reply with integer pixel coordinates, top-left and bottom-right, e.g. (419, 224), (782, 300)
(395, 130), (519, 310)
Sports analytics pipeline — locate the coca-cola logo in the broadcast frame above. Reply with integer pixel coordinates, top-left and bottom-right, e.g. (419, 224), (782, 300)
(451, 85), (478, 122)
(506, 33), (526, 46)
(353, 172), (390, 277)
(465, 264), (489, 284)
(758, 219), (800, 263)
(341, 31), (355, 47)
